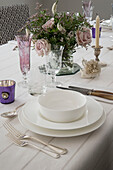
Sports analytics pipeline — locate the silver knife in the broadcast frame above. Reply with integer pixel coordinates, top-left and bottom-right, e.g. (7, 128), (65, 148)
(56, 86), (113, 100)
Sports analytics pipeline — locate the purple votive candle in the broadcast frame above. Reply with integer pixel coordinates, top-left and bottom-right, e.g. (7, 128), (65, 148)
(0, 80), (16, 104)
(92, 27), (102, 38)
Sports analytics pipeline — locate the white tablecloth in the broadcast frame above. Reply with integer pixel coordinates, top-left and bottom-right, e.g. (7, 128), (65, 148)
(1, 30), (113, 170)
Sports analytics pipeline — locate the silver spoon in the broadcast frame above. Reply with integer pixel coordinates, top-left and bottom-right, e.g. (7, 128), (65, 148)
(1, 103), (25, 118)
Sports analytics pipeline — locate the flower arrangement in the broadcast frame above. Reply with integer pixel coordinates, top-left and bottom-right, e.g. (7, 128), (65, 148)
(21, 1), (92, 67)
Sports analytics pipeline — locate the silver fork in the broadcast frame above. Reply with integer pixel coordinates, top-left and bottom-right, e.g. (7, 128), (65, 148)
(3, 121), (68, 155)
(7, 133), (60, 159)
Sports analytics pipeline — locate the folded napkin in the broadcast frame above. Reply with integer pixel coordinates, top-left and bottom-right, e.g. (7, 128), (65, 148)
(102, 20), (111, 25)
(101, 20), (112, 30)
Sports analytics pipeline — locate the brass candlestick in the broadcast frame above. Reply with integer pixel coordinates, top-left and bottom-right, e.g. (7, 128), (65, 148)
(92, 45), (107, 67)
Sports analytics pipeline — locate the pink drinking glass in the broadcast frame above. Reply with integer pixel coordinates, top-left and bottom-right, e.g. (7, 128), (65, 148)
(16, 34), (32, 88)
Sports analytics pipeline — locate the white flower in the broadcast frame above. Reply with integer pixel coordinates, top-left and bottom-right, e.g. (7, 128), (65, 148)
(57, 23), (66, 33)
(25, 28), (30, 37)
(52, 0), (58, 15)
(66, 12), (70, 15)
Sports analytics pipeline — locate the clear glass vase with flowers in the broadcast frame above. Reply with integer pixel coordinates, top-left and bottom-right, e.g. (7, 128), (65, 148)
(19, 0), (92, 76)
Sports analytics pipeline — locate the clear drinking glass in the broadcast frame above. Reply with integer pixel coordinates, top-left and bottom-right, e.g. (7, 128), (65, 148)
(46, 46), (64, 88)
(82, 0), (94, 22)
(16, 34), (32, 88)
(28, 66), (47, 96)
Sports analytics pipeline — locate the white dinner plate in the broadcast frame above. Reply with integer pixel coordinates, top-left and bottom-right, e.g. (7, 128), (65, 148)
(18, 109), (106, 137)
(22, 97), (103, 130)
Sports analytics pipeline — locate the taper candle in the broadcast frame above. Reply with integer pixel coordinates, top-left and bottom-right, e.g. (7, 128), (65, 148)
(95, 15), (100, 48)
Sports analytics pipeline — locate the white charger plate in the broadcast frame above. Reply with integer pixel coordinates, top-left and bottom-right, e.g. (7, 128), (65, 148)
(18, 109), (106, 137)
(22, 97), (103, 130)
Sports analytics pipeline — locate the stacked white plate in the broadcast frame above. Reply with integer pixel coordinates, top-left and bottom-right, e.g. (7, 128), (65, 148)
(18, 96), (106, 137)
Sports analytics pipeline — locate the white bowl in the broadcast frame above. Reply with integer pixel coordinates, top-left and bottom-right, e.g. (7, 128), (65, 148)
(38, 89), (87, 123)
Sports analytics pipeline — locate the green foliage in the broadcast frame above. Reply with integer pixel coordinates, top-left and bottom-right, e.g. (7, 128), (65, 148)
(25, 2), (91, 63)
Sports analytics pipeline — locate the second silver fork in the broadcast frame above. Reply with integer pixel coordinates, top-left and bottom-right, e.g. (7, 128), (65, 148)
(7, 133), (60, 159)
(3, 121), (68, 155)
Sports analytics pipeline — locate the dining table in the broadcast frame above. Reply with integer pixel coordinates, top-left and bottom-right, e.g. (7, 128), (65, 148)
(1, 29), (113, 170)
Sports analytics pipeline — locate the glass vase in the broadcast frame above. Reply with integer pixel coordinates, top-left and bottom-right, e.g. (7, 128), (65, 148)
(57, 49), (81, 76)
(46, 45), (64, 88)
(59, 50), (75, 75)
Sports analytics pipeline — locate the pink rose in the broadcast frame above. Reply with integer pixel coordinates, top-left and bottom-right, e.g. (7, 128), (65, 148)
(35, 39), (51, 56)
(76, 27), (91, 47)
(42, 18), (54, 31)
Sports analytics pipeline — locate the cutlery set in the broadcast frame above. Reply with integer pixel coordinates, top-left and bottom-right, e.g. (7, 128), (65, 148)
(57, 86), (113, 100)
(3, 121), (68, 159)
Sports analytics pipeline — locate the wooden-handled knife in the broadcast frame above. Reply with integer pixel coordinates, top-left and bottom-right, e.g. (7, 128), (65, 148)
(56, 86), (113, 100)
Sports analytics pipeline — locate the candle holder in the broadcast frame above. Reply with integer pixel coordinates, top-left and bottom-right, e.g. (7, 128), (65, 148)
(92, 45), (107, 67)
(0, 80), (16, 104)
